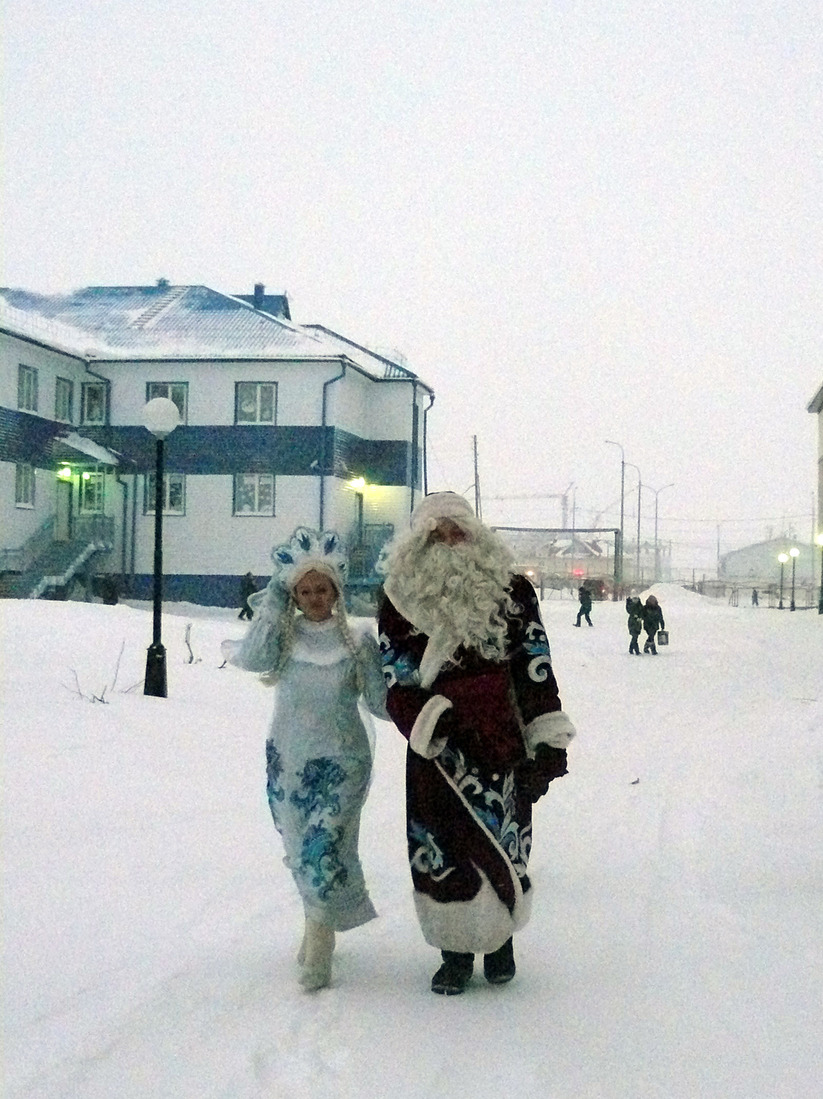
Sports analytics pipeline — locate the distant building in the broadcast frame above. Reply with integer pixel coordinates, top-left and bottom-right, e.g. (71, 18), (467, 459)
(0, 282), (433, 604)
(719, 538), (816, 588)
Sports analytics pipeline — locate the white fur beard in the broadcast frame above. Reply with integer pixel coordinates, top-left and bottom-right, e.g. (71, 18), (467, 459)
(386, 533), (514, 657)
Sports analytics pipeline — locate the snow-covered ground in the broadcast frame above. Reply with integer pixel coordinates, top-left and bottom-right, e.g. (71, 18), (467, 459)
(3, 586), (822, 1099)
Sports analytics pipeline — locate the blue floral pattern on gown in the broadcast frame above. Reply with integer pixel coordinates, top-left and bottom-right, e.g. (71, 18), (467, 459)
(247, 614), (385, 932)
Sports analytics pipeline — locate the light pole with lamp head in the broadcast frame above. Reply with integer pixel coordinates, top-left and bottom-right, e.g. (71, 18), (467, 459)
(777, 552), (788, 610)
(605, 440), (625, 599)
(817, 533), (823, 614)
(789, 547), (799, 611)
(647, 482), (674, 582)
(625, 462), (641, 588)
(142, 397), (181, 697)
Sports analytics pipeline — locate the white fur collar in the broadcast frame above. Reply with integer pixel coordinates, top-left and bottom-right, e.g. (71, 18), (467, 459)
(291, 616), (349, 666)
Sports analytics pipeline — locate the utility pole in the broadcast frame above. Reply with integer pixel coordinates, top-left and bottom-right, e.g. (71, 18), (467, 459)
(605, 441), (626, 598)
(472, 435), (482, 519)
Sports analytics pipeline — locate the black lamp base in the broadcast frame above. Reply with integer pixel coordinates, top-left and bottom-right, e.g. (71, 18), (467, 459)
(144, 642), (168, 697)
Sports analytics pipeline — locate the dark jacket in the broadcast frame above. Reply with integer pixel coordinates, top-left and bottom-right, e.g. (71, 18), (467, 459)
(578, 587), (593, 612)
(626, 598), (643, 635)
(642, 600), (665, 634)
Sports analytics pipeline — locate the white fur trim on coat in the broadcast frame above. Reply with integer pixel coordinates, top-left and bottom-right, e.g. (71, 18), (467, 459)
(413, 870), (533, 954)
(524, 710), (577, 753)
(409, 695), (453, 759)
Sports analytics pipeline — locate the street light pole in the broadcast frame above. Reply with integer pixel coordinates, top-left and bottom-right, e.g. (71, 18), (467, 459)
(789, 547), (799, 611)
(647, 483), (674, 582)
(142, 397), (180, 697)
(605, 441), (625, 599)
(778, 552), (788, 610)
(625, 462), (641, 587)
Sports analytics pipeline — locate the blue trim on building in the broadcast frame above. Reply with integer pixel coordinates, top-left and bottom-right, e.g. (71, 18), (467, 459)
(0, 409), (414, 486)
(127, 572), (381, 608)
(0, 406), (74, 467)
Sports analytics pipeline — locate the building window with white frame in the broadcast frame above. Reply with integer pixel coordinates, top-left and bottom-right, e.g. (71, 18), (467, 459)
(18, 364), (38, 412)
(145, 472), (186, 515)
(55, 377), (74, 422)
(234, 473), (275, 516)
(81, 382), (108, 424)
(235, 381), (276, 424)
(147, 382), (187, 423)
(15, 463), (35, 507)
(79, 472), (105, 514)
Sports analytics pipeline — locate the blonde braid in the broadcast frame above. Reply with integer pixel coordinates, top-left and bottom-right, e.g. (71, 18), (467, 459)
(259, 596), (297, 686)
(335, 595), (366, 695)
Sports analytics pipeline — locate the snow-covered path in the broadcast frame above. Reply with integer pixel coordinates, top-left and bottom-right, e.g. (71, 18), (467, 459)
(3, 588), (821, 1098)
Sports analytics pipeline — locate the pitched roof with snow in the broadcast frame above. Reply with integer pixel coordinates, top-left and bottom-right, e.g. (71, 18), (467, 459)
(0, 285), (341, 362)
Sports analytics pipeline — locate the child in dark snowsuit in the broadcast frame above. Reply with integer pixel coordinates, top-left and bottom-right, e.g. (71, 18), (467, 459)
(626, 596), (643, 654)
(642, 595), (665, 654)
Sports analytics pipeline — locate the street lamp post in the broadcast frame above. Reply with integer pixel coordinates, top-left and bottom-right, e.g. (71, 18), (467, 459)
(605, 441), (625, 599)
(777, 552), (788, 610)
(789, 547), (799, 611)
(625, 462), (642, 587)
(142, 397), (181, 697)
(646, 482), (674, 583)
(817, 533), (823, 614)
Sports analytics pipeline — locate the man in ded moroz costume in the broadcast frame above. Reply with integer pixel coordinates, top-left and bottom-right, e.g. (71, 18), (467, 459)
(379, 492), (576, 994)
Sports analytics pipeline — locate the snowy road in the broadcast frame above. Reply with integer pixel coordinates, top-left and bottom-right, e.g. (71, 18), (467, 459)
(3, 587), (821, 1098)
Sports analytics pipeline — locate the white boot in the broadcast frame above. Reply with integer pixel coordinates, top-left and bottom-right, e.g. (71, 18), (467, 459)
(298, 918), (335, 991)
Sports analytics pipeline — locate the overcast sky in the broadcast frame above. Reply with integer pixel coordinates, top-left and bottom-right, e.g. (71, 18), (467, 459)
(3, 0), (821, 572)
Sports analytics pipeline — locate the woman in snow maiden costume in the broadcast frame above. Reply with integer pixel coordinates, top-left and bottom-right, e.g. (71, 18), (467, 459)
(223, 528), (386, 991)
(378, 493), (576, 995)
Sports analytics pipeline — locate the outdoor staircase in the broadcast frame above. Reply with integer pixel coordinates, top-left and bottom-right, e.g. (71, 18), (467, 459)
(0, 517), (114, 599)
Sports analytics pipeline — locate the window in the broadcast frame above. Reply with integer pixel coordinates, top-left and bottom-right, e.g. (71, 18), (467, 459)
(55, 377), (74, 422)
(145, 472), (186, 515)
(79, 472), (104, 513)
(18, 365), (38, 411)
(81, 382), (108, 425)
(15, 464), (35, 507)
(235, 382), (276, 424)
(234, 473), (275, 516)
(147, 382), (187, 422)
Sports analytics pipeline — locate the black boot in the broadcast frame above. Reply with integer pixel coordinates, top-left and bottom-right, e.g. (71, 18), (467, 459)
(483, 937), (516, 984)
(431, 951), (474, 995)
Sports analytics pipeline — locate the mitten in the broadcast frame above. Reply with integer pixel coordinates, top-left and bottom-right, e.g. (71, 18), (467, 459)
(518, 744), (568, 802)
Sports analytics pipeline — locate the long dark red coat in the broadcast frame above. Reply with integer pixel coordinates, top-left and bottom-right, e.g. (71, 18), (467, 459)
(378, 574), (568, 954)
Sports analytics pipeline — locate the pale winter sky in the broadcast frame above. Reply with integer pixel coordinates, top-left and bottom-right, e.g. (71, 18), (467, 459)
(3, 0), (822, 573)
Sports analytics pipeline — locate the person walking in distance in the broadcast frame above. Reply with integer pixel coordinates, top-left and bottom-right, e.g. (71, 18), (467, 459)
(642, 594), (665, 654)
(575, 585), (593, 627)
(238, 572), (257, 620)
(626, 596), (644, 654)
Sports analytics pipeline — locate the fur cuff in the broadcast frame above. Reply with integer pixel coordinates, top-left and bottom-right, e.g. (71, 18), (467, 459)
(409, 695), (453, 758)
(524, 710), (577, 753)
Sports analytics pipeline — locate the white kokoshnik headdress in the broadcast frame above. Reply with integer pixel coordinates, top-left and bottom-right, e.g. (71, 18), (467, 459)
(269, 527), (348, 594)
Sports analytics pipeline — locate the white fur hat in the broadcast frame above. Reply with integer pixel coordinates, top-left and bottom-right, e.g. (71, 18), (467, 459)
(410, 491), (475, 532)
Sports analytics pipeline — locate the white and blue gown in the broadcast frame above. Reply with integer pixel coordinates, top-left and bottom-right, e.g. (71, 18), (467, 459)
(224, 587), (385, 931)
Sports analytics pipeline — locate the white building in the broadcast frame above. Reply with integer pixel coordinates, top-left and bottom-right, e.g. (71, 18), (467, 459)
(0, 283), (433, 605)
(719, 538), (816, 589)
